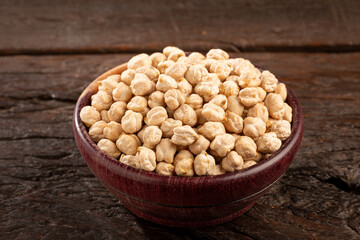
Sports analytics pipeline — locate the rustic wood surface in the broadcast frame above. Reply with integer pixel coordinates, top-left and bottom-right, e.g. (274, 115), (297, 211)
(0, 0), (359, 239)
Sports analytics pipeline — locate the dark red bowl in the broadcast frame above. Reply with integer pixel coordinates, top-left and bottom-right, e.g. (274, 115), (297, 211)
(73, 63), (304, 228)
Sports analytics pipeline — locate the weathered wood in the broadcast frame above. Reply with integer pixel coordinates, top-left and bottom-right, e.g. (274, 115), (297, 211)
(0, 53), (359, 239)
(1, 0), (360, 55)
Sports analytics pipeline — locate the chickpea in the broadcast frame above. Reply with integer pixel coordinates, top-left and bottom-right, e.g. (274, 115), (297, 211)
(107, 101), (127, 122)
(112, 82), (132, 102)
(98, 77), (118, 95)
(202, 103), (226, 122)
(116, 133), (141, 155)
(103, 121), (123, 142)
(206, 49), (229, 60)
(185, 65), (209, 86)
(207, 73), (222, 87)
(136, 126), (148, 144)
(227, 96), (245, 116)
(156, 74), (177, 92)
(97, 139), (120, 159)
(156, 162), (175, 176)
(143, 126), (162, 149)
(177, 56), (188, 66)
(100, 110), (110, 123)
(187, 52), (206, 66)
(177, 77), (193, 97)
(243, 117), (266, 140)
(106, 74), (121, 83)
(80, 106), (100, 127)
(136, 66), (160, 82)
(227, 58), (254, 76)
(137, 147), (157, 172)
(235, 136), (260, 161)
(186, 94), (203, 110)
(264, 93), (285, 120)
(222, 151), (243, 172)
(157, 60), (175, 74)
(275, 83), (287, 101)
(194, 81), (219, 102)
(160, 118), (182, 138)
(209, 61), (232, 81)
(220, 81), (240, 97)
(171, 125), (199, 146)
(189, 135), (210, 155)
(120, 154), (140, 169)
(173, 150), (194, 166)
(243, 160), (257, 169)
(202, 58), (217, 71)
(266, 118), (276, 132)
(231, 133), (241, 142)
(194, 151), (216, 176)
(175, 158), (195, 177)
(256, 132), (282, 154)
(127, 53), (152, 70)
(91, 91), (113, 111)
(207, 165), (226, 176)
(145, 106), (168, 126)
(260, 70), (278, 92)
(165, 62), (188, 81)
(130, 73), (155, 96)
(121, 69), (136, 86)
(150, 52), (166, 68)
(174, 104), (197, 127)
(121, 110), (143, 133)
(163, 46), (185, 62)
(209, 94), (227, 110)
(247, 102), (269, 123)
(198, 122), (226, 140)
(223, 111), (243, 133)
(195, 108), (207, 125)
(210, 134), (235, 157)
(127, 96), (148, 112)
(139, 106), (150, 117)
(271, 120), (291, 141)
(164, 89), (185, 111)
(282, 103), (292, 122)
(156, 138), (177, 163)
(89, 120), (107, 142)
(238, 67), (261, 88)
(225, 75), (241, 82)
(238, 87), (266, 108)
(148, 91), (165, 108)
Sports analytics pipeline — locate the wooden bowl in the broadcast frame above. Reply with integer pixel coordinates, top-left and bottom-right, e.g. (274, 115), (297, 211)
(73, 63), (304, 228)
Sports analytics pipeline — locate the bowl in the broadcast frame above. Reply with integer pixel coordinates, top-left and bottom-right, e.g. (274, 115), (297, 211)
(73, 62), (304, 228)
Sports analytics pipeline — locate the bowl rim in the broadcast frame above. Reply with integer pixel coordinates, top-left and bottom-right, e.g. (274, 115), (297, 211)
(73, 62), (304, 182)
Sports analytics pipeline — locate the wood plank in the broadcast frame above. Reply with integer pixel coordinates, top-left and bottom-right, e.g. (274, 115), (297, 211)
(1, 0), (360, 54)
(0, 53), (359, 239)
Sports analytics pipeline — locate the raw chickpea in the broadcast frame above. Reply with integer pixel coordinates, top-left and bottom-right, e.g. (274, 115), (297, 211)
(275, 83), (287, 101)
(225, 75), (241, 82)
(198, 122), (226, 140)
(121, 110), (143, 133)
(174, 104), (197, 127)
(282, 103), (292, 122)
(157, 60), (175, 74)
(97, 139), (120, 159)
(210, 134), (235, 157)
(139, 106), (150, 117)
(247, 102), (269, 123)
(143, 126), (162, 149)
(220, 81), (240, 97)
(194, 81), (220, 102)
(100, 110), (110, 123)
(264, 93), (285, 120)
(127, 96), (148, 112)
(103, 121), (123, 142)
(256, 132), (282, 154)
(107, 101), (127, 122)
(163, 46), (185, 62)
(231, 133), (241, 142)
(195, 108), (207, 125)
(209, 61), (231, 81)
(136, 66), (160, 82)
(206, 49), (229, 60)
(171, 125), (199, 146)
(121, 69), (136, 86)
(202, 103), (225, 122)
(243, 160), (257, 169)
(164, 89), (185, 111)
(98, 77), (118, 95)
(238, 87), (266, 108)
(91, 91), (113, 111)
(207, 165), (226, 176)
(266, 118), (276, 132)
(186, 94), (203, 110)
(137, 126), (148, 144)
(189, 135), (210, 155)
(238, 67), (261, 88)
(223, 111), (243, 133)
(148, 91), (165, 108)
(177, 77), (193, 97)
(243, 117), (266, 140)
(209, 94), (228, 110)
(130, 73), (155, 96)
(120, 154), (140, 169)
(177, 56), (188, 66)
(89, 120), (107, 142)
(260, 70), (278, 92)
(106, 74), (121, 83)
(145, 106), (168, 126)
(80, 106), (100, 127)
(175, 158), (195, 177)
(173, 150), (194, 166)
(137, 147), (157, 172)
(227, 96), (244, 116)
(271, 120), (291, 141)
(222, 151), (243, 172)
(202, 59), (217, 71)
(208, 149), (222, 163)
(127, 53), (152, 70)
(156, 162), (175, 176)
(194, 151), (216, 176)
(165, 62), (188, 81)
(160, 118), (182, 138)
(185, 65), (209, 86)
(156, 138), (177, 163)
(112, 82), (132, 102)
(156, 74), (177, 92)
(207, 73), (222, 87)
(116, 133), (141, 155)
(150, 52), (166, 68)
(235, 136), (260, 161)
(187, 52), (206, 66)
(228, 58), (254, 76)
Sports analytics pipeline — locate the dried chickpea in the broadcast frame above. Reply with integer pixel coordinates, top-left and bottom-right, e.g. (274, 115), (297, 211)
(136, 66), (160, 82)
(227, 96), (244, 116)
(207, 73), (222, 87)
(103, 121), (123, 142)
(127, 96), (148, 112)
(156, 74), (177, 92)
(108, 101), (127, 122)
(171, 125), (199, 146)
(266, 118), (276, 132)
(148, 91), (165, 108)
(275, 83), (287, 101)
(174, 104), (197, 127)
(260, 70), (278, 92)
(238, 67), (261, 88)
(194, 151), (216, 176)
(97, 139), (120, 159)
(160, 118), (182, 138)
(209, 94), (227, 110)
(238, 87), (266, 108)
(247, 102), (269, 123)
(121, 110), (143, 133)
(175, 158), (195, 177)
(186, 94), (203, 110)
(209, 61), (231, 81)
(195, 108), (207, 125)
(206, 49), (229, 60)
(139, 106), (150, 117)
(128, 53), (152, 70)
(207, 165), (226, 176)
(130, 73), (155, 96)
(228, 58), (254, 77)
(143, 126), (162, 149)
(137, 147), (157, 172)
(120, 154), (140, 169)
(235, 136), (260, 161)
(257, 132), (282, 153)
(121, 69), (136, 86)
(198, 122), (226, 140)
(156, 138), (177, 163)
(164, 89), (185, 111)
(210, 134), (235, 157)
(177, 77), (193, 97)
(202, 103), (225, 122)
(89, 120), (107, 142)
(98, 77), (118, 95)
(116, 133), (141, 155)
(189, 135), (210, 155)
(194, 81), (219, 102)
(185, 65), (209, 86)
(150, 52), (166, 68)
(156, 162), (175, 176)
(264, 93), (285, 119)
(222, 151), (243, 172)
(145, 106), (168, 126)
(225, 75), (241, 82)
(202, 58), (217, 71)
(187, 52), (206, 66)
(243, 117), (266, 140)
(136, 126), (148, 144)
(173, 150), (194, 166)
(177, 56), (188, 66)
(100, 110), (110, 123)
(163, 46), (185, 62)
(157, 60), (175, 74)
(219, 81), (240, 97)
(223, 111), (243, 133)
(80, 106), (100, 127)
(112, 82), (132, 102)
(91, 91), (113, 111)
(106, 74), (121, 83)
(282, 103), (292, 122)
(271, 120), (291, 141)
(165, 62), (188, 81)
(243, 160), (257, 169)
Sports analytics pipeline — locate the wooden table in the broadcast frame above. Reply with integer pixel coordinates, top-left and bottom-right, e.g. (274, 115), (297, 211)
(1, 1), (359, 239)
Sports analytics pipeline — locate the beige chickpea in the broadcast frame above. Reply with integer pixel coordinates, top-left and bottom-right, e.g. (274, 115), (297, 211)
(171, 125), (199, 146)
(156, 138), (177, 163)
(98, 77), (118, 95)
(194, 151), (216, 176)
(157, 60), (175, 74)
(163, 46), (185, 62)
(100, 110), (110, 123)
(165, 62), (188, 81)
(235, 136), (260, 161)
(173, 150), (194, 166)
(164, 89), (185, 111)
(243, 160), (257, 169)
(225, 75), (241, 82)
(198, 122), (226, 140)
(80, 106), (100, 127)
(207, 73), (222, 87)
(177, 77), (193, 97)
(143, 126), (162, 149)
(127, 96), (148, 112)
(227, 58), (254, 76)
(156, 162), (175, 176)
(210, 134), (235, 157)
(150, 52), (166, 68)
(175, 158), (195, 177)
(116, 133), (141, 155)
(145, 106), (168, 126)
(136, 66), (160, 82)
(271, 120), (291, 141)
(187, 52), (206, 66)
(282, 103), (292, 122)
(137, 147), (157, 172)
(189, 135), (210, 155)
(243, 117), (266, 140)
(222, 151), (243, 172)
(206, 49), (229, 60)
(106, 74), (121, 83)
(231, 133), (241, 142)
(264, 93), (285, 119)
(121, 110), (143, 133)
(136, 126), (148, 144)
(185, 94), (203, 110)
(275, 83), (287, 101)
(260, 70), (278, 92)
(128, 53), (152, 70)
(156, 74), (177, 92)
(177, 56), (189, 66)
(201, 103), (226, 122)
(148, 91), (165, 108)
(112, 82), (132, 102)
(97, 139), (120, 159)
(103, 121), (123, 142)
(238, 67), (261, 88)
(120, 154), (140, 169)
(107, 101), (127, 122)
(89, 120), (107, 142)
(139, 106), (150, 117)
(174, 104), (197, 127)
(238, 87), (266, 108)
(209, 94), (228, 110)
(257, 132), (282, 154)
(202, 58), (217, 71)
(219, 80), (240, 97)
(247, 102), (269, 123)
(121, 69), (136, 86)
(130, 73), (155, 96)
(194, 81), (219, 102)
(91, 91), (113, 111)
(266, 118), (277, 133)
(207, 165), (226, 176)
(185, 65), (209, 86)
(227, 96), (244, 116)
(209, 61), (232, 81)
(223, 111), (243, 133)
(195, 108), (207, 125)
(160, 118), (182, 138)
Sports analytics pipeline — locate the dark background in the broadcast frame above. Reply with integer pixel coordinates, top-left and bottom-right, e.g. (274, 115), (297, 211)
(0, 0), (359, 239)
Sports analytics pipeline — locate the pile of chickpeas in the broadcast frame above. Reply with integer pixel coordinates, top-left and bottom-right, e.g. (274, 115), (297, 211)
(80, 46), (292, 176)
